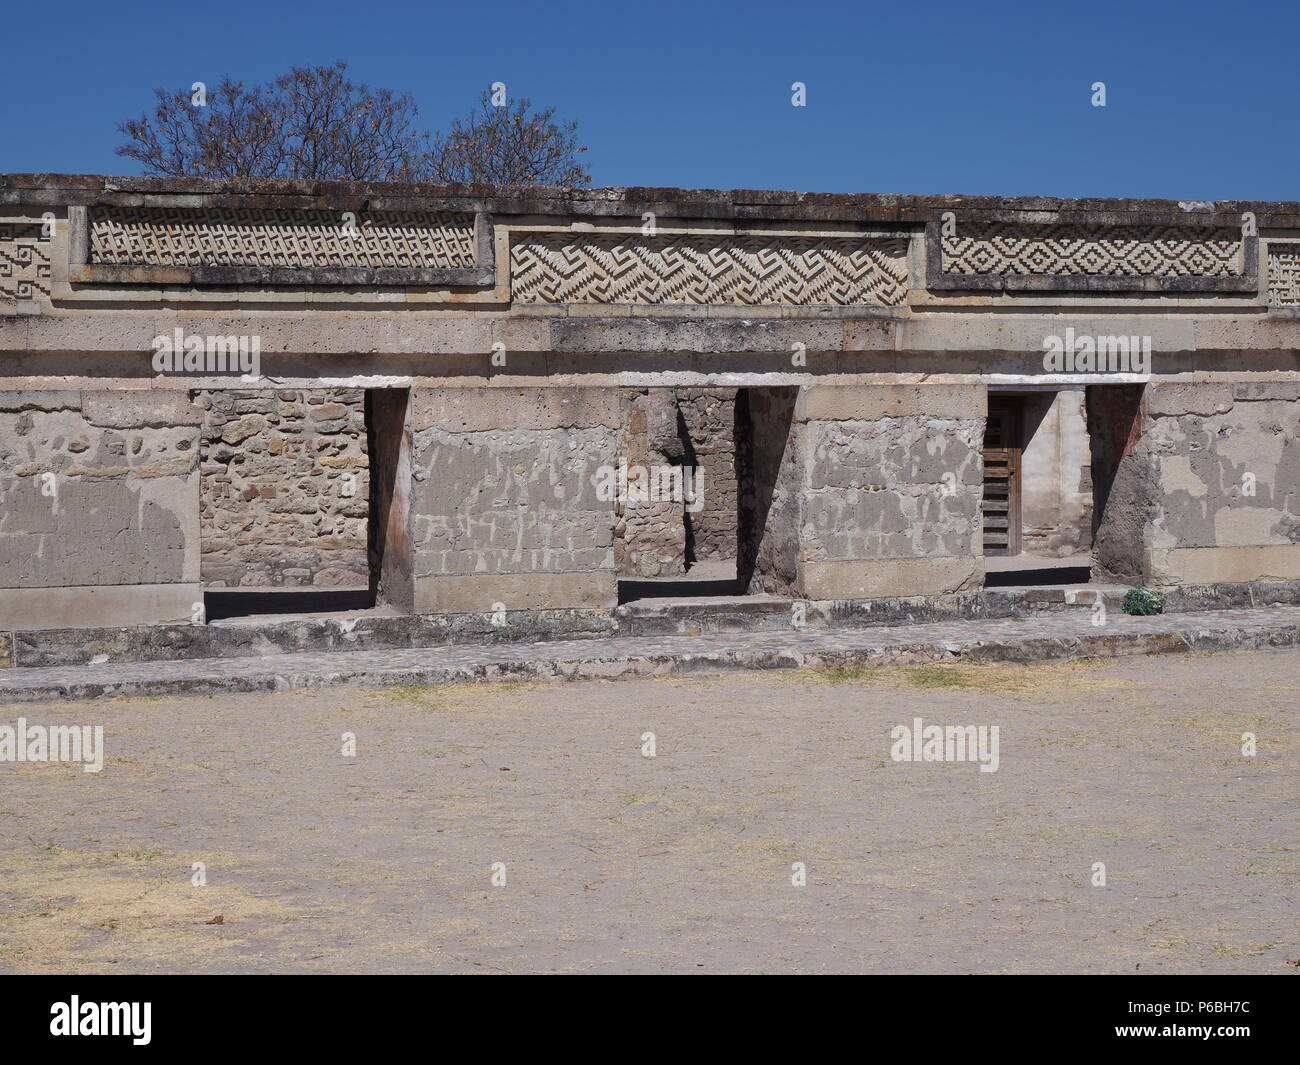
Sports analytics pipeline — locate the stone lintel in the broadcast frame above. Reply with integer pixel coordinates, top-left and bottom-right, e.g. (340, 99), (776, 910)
(410, 386), (620, 431)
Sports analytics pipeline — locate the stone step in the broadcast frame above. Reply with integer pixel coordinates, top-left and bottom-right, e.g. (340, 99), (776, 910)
(614, 595), (796, 636)
(1, 606), (1297, 704)
(6, 580), (1298, 671)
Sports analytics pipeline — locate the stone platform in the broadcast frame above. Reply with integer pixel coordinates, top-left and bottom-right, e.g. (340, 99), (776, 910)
(2, 605), (1296, 703)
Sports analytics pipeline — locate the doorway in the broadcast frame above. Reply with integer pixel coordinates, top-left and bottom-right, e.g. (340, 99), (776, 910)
(983, 388), (1095, 587)
(613, 385), (803, 605)
(197, 387), (410, 622)
(982, 395), (1023, 557)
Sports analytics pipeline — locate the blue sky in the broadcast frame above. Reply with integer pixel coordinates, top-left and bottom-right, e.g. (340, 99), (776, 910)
(3, 0), (1295, 200)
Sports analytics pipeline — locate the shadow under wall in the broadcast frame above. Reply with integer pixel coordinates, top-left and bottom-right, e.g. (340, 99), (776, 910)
(675, 403), (700, 569)
(205, 588), (373, 621)
(366, 388), (414, 613)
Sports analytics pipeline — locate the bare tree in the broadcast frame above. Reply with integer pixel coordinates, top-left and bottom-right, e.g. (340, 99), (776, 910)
(421, 90), (591, 186)
(117, 64), (589, 186)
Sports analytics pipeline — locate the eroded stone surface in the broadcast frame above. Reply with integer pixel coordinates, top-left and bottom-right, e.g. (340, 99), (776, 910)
(0, 605), (1295, 702)
(197, 388), (369, 588)
(0, 391), (198, 592)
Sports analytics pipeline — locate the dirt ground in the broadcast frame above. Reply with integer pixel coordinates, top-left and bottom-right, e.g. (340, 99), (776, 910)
(1, 649), (1296, 974)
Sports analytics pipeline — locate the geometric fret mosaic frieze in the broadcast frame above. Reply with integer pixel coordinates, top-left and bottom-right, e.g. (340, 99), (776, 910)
(1266, 243), (1300, 306)
(942, 223), (1243, 278)
(0, 221), (53, 300)
(89, 206), (478, 270)
(510, 233), (910, 306)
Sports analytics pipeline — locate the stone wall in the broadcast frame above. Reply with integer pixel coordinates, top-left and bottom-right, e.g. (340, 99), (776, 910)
(1087, 385), (1148, 581)
(614, 387), (738, 578)
(741, 385), (985, 599)
(0, 389), (201, 628)
(677, 389), (738, 563)
(197, 388), (369, 588)
(1146, 383), (1300, 583)
(615, 389), (685, 578)
(1090, 382), (1300, 584)
(1020, 390), (1094, 557)
(408, 388), (618, 612)
(5, 176), (1300, 631)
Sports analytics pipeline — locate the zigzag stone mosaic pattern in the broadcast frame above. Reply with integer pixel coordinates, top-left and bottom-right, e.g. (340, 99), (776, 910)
(510, 233), (910, 305)
(89, 206), (478, 269)
(0, 221), (52, 300)
(942, 223), (1243, 277)
(1266, 243), (1300, 306)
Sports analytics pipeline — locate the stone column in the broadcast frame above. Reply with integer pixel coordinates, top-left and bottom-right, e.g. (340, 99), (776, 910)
(1093, 382), (1300, 585)
(0, 389), (203, 630)
(407, 387), (619, 613)
(739, 384), (986, 599)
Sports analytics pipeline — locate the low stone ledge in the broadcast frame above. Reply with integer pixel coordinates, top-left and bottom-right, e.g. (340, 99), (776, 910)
(9, 174), (1300, 229)
(10, 578), (1297, 667)
(0, 584), (202, 633)
(0, 390), (81, 412)
(2, 606), (1296, 703)
(7, 608), (617, 669)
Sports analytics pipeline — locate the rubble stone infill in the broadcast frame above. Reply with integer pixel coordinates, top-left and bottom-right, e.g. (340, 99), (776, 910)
(0, 606), (1296, 703)
(197, 387), (369, 588)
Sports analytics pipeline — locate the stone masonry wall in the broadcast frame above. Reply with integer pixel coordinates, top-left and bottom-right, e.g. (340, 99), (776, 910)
(677, 389), (738, 563)
(197, 388), (369, 588)
(797, 386), (985, 598)
(741, 386), (985, 599)
(1089, 382), (1300, 584)
(407, 388), (618, 612)
(1145, 382), (1300, 584)
(615, 387), (738, 578)
(1021, 390), (1094, 557)
(0, 389), (201, 628)
(1087, 385), (1148, 581)
(615, 389), (685, 578)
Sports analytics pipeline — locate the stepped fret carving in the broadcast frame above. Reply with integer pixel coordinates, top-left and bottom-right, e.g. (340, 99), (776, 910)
(0, 221), (53, 300)
(1267, 243), (1300, 306)
(89, 207), (477, 270)
(943, 223), (1242, 278)
(510, 233), (909, 306)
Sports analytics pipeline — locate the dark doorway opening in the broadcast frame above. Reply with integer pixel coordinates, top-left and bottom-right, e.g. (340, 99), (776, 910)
(615, 386), (747, 605)
(979, 382), (1155, 589)
(983, 387), (1098, 588)
(204, 587), (373, 621)
(615, 385), (807, 606)
(982, 395), (1023, 557)
(198, 386), (411, 623)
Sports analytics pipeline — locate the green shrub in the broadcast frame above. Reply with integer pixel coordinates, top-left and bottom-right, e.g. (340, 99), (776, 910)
(1122, 587), (1166, 616)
